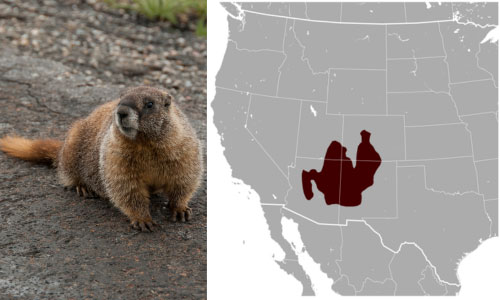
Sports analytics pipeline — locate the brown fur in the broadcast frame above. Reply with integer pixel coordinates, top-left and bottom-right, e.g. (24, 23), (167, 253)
(0, 136), (62, 165)
(0, 86), (202, 231)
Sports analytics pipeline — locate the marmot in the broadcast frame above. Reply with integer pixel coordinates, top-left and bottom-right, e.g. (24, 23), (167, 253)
(0, 86), (202, 232)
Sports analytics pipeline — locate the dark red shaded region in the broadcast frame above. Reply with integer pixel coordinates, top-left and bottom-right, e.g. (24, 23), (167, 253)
(302, 130), (381, 207)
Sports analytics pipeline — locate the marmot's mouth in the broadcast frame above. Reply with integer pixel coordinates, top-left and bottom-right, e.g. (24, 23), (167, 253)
(120, 125), (136, 132)
(117, 123), (138, 139)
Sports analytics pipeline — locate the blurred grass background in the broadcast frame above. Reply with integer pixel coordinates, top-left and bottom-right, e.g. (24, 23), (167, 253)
(104, 0), (207, 36)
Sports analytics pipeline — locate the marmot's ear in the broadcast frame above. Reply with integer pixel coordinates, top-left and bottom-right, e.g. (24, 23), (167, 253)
(163, 92), (173, 107)
(120, 87), (133, 97)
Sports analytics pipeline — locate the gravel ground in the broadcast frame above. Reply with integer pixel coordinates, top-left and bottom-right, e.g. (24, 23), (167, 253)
(0, 0), (207, 299)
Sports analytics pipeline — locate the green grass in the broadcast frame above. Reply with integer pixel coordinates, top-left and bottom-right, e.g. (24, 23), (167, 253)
(104, 0), (207, 37)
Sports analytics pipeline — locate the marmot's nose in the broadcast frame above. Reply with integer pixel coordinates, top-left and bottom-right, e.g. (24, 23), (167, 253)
(117, 111), (128, 121)
(116, 105), (138, 133)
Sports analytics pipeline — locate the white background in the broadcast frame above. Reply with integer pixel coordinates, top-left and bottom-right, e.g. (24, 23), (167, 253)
(207, 1), (500, 299)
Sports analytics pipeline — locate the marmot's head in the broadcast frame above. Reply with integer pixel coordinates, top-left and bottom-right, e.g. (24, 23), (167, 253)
(115, 86), (174, 140)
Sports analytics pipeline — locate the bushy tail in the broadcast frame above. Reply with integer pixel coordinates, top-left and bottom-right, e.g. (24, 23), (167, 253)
(0, 136), (62, 166)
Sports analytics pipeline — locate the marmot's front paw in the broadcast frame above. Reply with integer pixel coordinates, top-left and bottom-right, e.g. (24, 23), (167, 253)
(76, 185), (96, 198)
(169, 205), (192, 222)
(130, 219), (157, 232)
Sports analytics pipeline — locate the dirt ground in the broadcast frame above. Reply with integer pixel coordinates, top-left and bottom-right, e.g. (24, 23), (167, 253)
(0, 1), (206, 299)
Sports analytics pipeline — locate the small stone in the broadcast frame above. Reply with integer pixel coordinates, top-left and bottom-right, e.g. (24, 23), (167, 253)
(32, 40), (40, 50)
(62, 47), (70, 57)
(169, 50), (178, 57)
(172, 79), (182, 88)
(176, 37), (186, 46)
(19, 36), (29, 46)
(161, 66), (176, 74)
(90, 58), (99, 68)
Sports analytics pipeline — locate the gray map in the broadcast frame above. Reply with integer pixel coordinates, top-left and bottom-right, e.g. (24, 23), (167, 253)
(213, 2), (498, 296)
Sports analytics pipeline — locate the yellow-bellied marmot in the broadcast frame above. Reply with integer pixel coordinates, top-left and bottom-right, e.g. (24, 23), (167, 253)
(0, 86), (202, 232)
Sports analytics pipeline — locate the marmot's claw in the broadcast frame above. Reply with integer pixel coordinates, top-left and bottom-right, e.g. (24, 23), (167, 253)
(131, 220), (157, 232)
(75, 185), (97, 198)
(170, 206), (192, 222)
(76, 185), (91, 198)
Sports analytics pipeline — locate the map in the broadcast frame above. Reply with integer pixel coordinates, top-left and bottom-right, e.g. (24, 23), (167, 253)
(213, 2), (498, 296)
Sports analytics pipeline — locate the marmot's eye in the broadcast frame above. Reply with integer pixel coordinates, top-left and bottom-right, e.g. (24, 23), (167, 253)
(146, 102), (154, 109)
